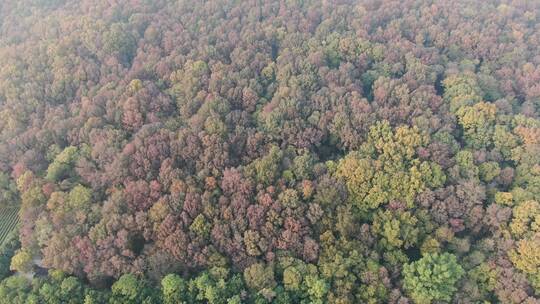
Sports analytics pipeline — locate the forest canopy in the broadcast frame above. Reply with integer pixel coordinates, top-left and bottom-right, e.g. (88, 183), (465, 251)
(0, 0), (539, 303)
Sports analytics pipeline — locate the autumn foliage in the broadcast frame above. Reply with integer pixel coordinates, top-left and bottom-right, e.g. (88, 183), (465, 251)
(0, 0), (539, 303)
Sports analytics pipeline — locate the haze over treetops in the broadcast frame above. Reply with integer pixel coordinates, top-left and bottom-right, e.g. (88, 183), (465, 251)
(0, 0), (539, 303)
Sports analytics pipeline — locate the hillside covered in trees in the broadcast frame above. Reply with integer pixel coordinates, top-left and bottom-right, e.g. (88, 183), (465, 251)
(0, 0), (539, 303)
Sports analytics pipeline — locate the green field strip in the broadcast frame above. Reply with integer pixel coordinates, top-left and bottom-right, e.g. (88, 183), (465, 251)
(0, 207), (19, 247)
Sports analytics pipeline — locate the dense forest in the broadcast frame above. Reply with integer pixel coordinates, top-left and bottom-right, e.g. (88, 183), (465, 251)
(0, 0), (539, 303)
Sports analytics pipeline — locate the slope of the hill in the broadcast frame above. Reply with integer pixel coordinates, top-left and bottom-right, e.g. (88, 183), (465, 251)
(0, 0), (539, 303)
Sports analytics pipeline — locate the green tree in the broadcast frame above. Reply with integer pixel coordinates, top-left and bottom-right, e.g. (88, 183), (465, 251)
(454, 150), (478, 179)
(110, 274), (158, 304)
(336, 121), (442, 212)
(243, 263), (276, 292)
(478, 162), (500, 183)
(509, 200), (540, 290)
(0, 276), (32, 304)
(190, 267), (245, 304)
(45, 146), (79, 182)
(278, 257), (329, 303)
(372, 209), (420, 250)
(0, 229), (19, 280)
(59, 277), (85, 304)
(189, 214), (211, 238)
(292, 152), (315, 180)
(403, 253), (464, 304)
(161, 274), (188, 304)
(455, 102), (497, 149)
(68, 185), (92, 210)
(442, 74), (482, 112)
(0, 172), (17, 207)
(103, 23), (137, 65)
(304, 275), (329, 304)
(245, 146), (283, 186)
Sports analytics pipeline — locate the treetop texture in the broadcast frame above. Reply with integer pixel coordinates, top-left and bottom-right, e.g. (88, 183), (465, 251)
(0, 0), (539, 303)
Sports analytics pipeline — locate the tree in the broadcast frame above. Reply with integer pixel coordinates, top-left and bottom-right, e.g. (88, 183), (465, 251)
(103, 23), (137, 66)
(0, 276), (32, 304)
(336, 121), (443, 212)
(161, 274), (188, 304)
(510, 237), (540, 291)
(190, 268), (245, 304)
(455, 102), (497, 149)
(110, 274), (158, 304)
(243, 263), (276, 292)
(442, 74), (482, 112)
(0, 229), (19, 280)
(10, 250), (32, 273)
(0, 171), (17, 207)
(403, 252), (464, 304)
(371, 209), (420, 250)
(0, 0), (540, 302)
(509, 200), (540, 237)
(278, 257), (329, 303)
(45, 146), (79, 182)
(245, 145), (283, 186)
